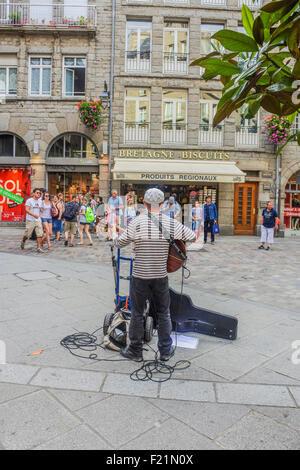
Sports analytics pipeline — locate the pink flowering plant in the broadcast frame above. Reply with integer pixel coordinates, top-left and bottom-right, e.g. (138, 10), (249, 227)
(265, 115), (291, 145)
(78, 98), (104, 131)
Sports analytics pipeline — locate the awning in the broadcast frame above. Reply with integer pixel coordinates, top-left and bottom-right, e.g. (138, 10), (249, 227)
(112, 159), (246, 183)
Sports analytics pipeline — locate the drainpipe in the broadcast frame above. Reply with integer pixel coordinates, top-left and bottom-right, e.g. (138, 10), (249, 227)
(107, 0), (116, 199)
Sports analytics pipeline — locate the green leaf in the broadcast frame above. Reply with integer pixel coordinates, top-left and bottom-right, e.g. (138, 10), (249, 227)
(241, 5), (254, 38)
(288, 20), (300, 59)
(261, 0), (287, 13)
(212, 30), (259, 52)
(297, 131), (300, 146)
(190, 52), (220, 67)
(257, 74), (271, 86)
(199, 58), (240, 76)
(261, 95), (282, 114)
(253, 16), (265, 46)
(292, 61), (300, 79)
(267, 83), (291, 93)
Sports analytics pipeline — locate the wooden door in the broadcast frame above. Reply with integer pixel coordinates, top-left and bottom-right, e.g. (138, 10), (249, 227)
(234, 183), (258, 235)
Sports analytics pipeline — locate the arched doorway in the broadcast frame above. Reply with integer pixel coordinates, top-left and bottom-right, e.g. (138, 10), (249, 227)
(46, 132), (100, 200)
(283, 171), (300, 235)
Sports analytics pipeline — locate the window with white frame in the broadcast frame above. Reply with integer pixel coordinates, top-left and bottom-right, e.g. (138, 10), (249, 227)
(124, 88), (150, 143)
(164, 21), (189, 73)
(126, 20), (152, 72)
(236, 105), (259, 147)
(29, 57), (51, 96)
(63, 57), (86, 97)
(162, 89), (187, 143)
(199, 91), (223, 145)
(200, 23), (224, 56)
(0, 55), (17, 95)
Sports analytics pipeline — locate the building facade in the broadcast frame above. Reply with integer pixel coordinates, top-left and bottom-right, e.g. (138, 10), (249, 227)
(0, 0), (112, 223)
(0, 0), (299, 236)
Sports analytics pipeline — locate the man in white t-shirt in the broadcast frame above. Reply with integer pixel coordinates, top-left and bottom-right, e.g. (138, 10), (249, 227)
(21, 188), (44, 253)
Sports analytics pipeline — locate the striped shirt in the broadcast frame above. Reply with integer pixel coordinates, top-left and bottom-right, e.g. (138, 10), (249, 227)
(114, 212), (196, 279)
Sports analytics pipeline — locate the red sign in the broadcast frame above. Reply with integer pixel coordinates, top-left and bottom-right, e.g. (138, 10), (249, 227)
(0, 169), (31, 222)
(284, 207), (300, 217)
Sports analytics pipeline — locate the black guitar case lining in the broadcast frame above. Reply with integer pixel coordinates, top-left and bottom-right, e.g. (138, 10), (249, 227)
(149, 287), (238, 341)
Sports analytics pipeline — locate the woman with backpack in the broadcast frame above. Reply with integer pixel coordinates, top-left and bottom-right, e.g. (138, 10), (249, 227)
(78, 197), (93, 246)
(52, 195), (63, 242)
(40, 192), (53, 250)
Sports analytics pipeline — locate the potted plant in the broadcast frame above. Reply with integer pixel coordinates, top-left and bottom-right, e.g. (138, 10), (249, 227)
(78, 98), (104, 131)
(9, 11), (21, 25)
(265, 115), (291, 145)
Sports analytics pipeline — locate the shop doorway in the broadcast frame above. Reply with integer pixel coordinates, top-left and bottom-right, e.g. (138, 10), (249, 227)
(234, 183), (258, 235)
(284, 173), (300, 235)
(48, 172), (99, 201)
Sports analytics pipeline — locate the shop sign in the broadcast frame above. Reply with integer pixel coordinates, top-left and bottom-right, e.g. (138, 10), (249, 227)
(284, 207), (300, 217)
(114, 172), (244, 183)
(118, 149), (230, 161)
(261, 171), (273, 178)
(0, 169), (31, 222)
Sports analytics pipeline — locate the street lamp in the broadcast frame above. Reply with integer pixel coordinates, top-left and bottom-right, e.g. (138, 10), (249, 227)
(100, 81), (110, 110)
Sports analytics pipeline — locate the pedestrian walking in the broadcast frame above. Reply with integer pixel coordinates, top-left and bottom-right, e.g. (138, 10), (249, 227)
(63, 195), (80, 247)
(52, 194), (64, 242)
(191, 200), (203, 241)
(114, 188), (196, 363)
(20, 188), (44, 253)
(40, 192), (53, 251)
(258, 201), (280, 251)
(126, 198), (137, 226)
(107, 190), (124, 241)
(203, 196), (218, 245)
(78, 197), (93, 246)
(162, 194), (181, 220)
(95, 197), (105, 239)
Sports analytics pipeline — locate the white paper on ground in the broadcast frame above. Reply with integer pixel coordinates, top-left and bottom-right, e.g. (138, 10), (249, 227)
(171, 334), (199, 349)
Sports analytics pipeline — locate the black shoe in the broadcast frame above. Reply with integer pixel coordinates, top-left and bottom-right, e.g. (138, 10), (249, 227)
(64, 240), (68, 246)
(160, 346), (175, 362)
(266, 246), (270, 251)
(120, 347), (143, 362)
(258, 245), (264, 249)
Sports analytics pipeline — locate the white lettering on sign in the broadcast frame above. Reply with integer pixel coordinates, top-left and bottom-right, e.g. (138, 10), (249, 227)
(0, 179), (22, 204)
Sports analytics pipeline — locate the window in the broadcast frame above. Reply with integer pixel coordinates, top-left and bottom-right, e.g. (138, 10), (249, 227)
(48, 133), (98, 159)
(0, 67), (17, 95)
(29, 57), (51, 96)
(64, 0), (88, 20)
(200, 23), (224, 56)
(124, 88), (150, 143)
(63, 57), (86, 97)
(164, 21), (189, 74)
(162, 89), (187, 144)
(126, 20), (151, 72)
(199, 91), (223, 145)
(236, 106), (259, 147)
(0, 134), (30, 157)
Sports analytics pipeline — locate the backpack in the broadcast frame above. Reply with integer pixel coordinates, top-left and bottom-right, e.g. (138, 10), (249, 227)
(103, 310), (130, 352)
(85, 205), (95, 223)
(51, 204), (58, 218)
(63, 202), (77, 221)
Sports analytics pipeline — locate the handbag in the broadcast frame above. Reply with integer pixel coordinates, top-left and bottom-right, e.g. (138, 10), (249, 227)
(148, 213), (187, 273)
(212, 223), (220, 235)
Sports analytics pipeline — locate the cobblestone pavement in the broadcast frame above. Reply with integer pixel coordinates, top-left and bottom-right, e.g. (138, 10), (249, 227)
(0, 227), (300, 450)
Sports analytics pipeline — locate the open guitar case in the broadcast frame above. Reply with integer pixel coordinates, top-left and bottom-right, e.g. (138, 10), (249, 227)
(149, 288), (238, 341)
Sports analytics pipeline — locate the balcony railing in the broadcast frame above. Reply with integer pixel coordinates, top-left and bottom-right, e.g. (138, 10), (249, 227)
(126, 51), (151, 73)
(165, 0), (189, 4)
(124, 122), (149, 144)
(162, 123), (186, 144)
(202, 0), (227, 5)
(0, 3), (97, 28)
(199, 124), (223, 146)
(236, 126), (259, 147)
(163, 53), (188, 74)
(238, 0), (262, 9)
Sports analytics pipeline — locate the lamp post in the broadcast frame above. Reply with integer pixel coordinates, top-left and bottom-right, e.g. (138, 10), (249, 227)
(100, 81), (112, 200)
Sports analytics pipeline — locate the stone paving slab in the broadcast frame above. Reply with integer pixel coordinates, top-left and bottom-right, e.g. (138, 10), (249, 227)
(75, 395), (169, 448)
(289, 387), (300, 407)
(30, 367), (106, 392)
(48, 389), (111, 412)
(103, 373), (159, 398)
(34, 425), (112, 450)
(236, 367), (300, 386)
(120, 418), (221, 450)
(216, 383), (296, 407)
(251, 405), (300, 432)
(159, 379), (215, 402)
(0, 383), (39, 404)
(216, 411), (300, 450)
(0, 390), (80, 450)
(15, 271), (57, 281)
(148, 399), (250, 440)
(0, 364), (38, 385)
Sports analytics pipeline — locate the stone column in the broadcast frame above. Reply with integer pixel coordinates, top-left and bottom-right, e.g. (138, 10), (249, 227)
(218, 183), (234, 235)
(99, 154), (109, 201)
(30, 153), (46, 190)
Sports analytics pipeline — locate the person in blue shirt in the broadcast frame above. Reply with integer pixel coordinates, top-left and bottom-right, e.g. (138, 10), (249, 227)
(203, 196), (218, 245)
(162, 195), (181, 220)
(107, 190), (124, 240)
(258, 201), (279, 251)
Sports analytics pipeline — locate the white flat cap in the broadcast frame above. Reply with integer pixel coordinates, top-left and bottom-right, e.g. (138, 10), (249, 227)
(144, 188), (164, 204)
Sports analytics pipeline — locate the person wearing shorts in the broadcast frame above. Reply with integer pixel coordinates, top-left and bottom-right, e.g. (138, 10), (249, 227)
(64, 195), (80, 247)
(21, 188), (44, 253)
(259, 201), (279, 251)
(41, 192), (53, 250)
(78, 197), (93, 246)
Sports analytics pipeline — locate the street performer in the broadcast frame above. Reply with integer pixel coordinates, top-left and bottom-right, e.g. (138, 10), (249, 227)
(114, 188), (196, 362)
